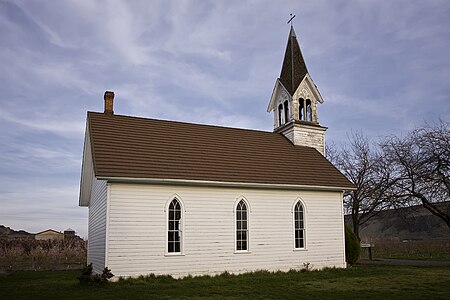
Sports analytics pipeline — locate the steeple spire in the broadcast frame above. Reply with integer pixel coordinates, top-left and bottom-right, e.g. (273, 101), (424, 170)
(267, 23), (327, 155)
(279, 25), (308, 95)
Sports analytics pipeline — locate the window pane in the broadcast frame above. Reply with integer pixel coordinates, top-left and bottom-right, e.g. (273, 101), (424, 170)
(241, 241), (247, 251)
(168, 199), (182, 253)
(294, 202), (306, 249)
(236, 200), (249, 251)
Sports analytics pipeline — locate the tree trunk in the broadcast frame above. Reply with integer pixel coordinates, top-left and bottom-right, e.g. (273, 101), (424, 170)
(351, 213), (361, 241)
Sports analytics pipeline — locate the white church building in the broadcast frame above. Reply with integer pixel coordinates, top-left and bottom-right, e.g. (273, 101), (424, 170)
(79, 25), (354, 277)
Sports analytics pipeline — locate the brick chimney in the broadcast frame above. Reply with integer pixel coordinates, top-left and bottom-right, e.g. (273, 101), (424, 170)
(104, 91), (114, 115)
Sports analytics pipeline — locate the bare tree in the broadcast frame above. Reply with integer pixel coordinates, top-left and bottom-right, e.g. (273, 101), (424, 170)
(328, 133), (391, 240)
(381, 120), (450, 228)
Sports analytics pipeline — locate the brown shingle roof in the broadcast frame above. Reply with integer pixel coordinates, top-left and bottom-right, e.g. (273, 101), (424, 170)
(88, 112), (353, 189)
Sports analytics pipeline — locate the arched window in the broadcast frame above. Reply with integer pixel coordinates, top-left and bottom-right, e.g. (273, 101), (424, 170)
(306, 99), (312, 122)
(294, 201), (305, 249)
(278, 104), (284, 126)
(299, 98), (305, 120)
(283, 100), (289, 123)
(168, 198), (182, 253)
(236, 200), (248, 251)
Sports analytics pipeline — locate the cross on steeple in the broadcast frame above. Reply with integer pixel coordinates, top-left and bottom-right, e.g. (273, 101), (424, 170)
(287, 13), (296, 25)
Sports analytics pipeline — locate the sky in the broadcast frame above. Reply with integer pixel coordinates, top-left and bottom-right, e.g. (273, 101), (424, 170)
(1, 0), (449, 238)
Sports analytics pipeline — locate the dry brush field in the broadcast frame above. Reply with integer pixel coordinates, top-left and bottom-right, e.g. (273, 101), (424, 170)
(0, 238), (86, 271)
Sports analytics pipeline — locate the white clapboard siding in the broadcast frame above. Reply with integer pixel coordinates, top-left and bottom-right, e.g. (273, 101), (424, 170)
(105, 183), (345, 277)
(87, 177), (107, 273)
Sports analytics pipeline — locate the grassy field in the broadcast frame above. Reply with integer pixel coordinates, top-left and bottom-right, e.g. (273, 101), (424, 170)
(359, 240), (450, 261)
(1, 265), (449, 299)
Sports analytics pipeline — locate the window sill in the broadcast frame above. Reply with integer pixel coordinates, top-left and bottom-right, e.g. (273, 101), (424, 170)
(234, 250), (252, 254)
(293, 248), (308, 252)
(164, 253), (185, 257)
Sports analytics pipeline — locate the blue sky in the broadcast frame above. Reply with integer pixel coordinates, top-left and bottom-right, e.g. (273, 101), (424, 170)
(1, 0), (449, 238)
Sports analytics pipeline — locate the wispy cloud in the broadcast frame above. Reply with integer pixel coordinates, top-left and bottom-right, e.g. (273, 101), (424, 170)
(0, 110), (85, 138)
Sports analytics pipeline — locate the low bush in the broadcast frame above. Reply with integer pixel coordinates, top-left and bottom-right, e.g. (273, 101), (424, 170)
(345, 225), (360, 266)
(77, 263), (114, 285)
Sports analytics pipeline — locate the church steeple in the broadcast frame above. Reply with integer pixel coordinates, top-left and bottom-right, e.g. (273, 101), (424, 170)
(267, 25), (327, 155)
(279, 26), (309, 96)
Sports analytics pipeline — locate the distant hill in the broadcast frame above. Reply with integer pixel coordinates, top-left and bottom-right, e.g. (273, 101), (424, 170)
(0, 225), (33, 239)
(345, 204), (450, 241)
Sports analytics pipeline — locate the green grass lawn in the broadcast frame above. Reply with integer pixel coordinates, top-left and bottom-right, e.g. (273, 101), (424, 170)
(1, 265), (449, 299)
(359, 240), (450, 261)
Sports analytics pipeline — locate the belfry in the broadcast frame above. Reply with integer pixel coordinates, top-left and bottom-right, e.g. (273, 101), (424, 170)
(267, 25), (327, 155)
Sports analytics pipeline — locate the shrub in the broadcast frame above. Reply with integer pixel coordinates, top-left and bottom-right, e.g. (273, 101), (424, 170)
(100, 267), (114, 281)
(77, 263), (94, 284)
(345, 225), (360, 266)
(77, 263), (114, 284)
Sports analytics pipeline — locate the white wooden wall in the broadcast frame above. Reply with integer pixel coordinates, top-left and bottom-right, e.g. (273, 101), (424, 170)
(278, 123), (326, 155)
(87, 177), (107, 273)
(292, 125), (325, 155)
(105, 183), (345, 277)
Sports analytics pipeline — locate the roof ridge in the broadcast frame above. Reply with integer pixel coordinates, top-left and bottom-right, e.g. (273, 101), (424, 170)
(87, 111), (278, 136)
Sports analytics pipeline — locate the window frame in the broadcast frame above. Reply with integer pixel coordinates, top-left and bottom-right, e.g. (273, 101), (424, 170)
(234, 197), (251, 254)
(299, 98), (305, 120)
(278, 103), (284, 126)
(292, 199), (307, 251)
(283, 100), (290, 123)
(305, 99), (312, 122)
(165, 196), (185, 256)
